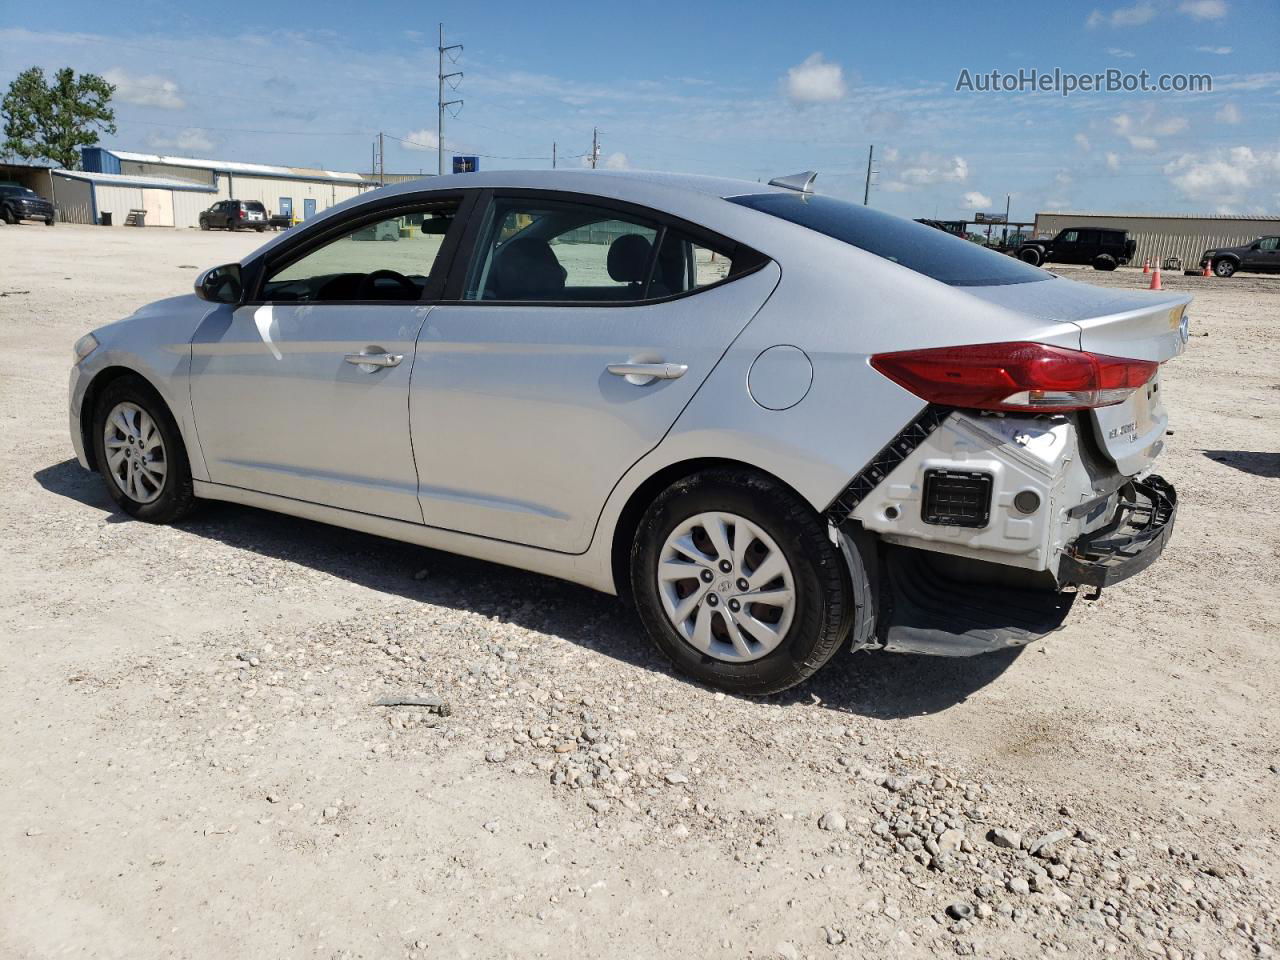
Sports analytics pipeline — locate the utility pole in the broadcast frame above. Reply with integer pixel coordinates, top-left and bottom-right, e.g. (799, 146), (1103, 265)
(552, 142), (557, 169)
(863, 144), (874, 205)
(378, 131), (385, 187)
(1002, 193), (1011, 249)
(591, 128), (599, 169)
(437, 23), (463, 176)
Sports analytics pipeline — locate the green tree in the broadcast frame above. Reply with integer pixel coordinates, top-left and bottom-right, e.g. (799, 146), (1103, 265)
(2, 67), (116, 169)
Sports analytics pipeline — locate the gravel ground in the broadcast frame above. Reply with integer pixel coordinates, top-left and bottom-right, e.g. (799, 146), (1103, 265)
(1, 225), (1277, 960)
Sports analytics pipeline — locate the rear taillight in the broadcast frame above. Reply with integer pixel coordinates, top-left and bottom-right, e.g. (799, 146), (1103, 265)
(237, 208), (245, 218)
(870, 341), (1158, 412)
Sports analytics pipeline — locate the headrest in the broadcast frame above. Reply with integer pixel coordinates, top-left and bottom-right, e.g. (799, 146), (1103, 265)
(607, 233), (653, 283)
(491, 238), (567, 299)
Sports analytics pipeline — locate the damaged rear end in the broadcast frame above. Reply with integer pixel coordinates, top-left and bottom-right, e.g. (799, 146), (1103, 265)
(837, 279), (1190, 656)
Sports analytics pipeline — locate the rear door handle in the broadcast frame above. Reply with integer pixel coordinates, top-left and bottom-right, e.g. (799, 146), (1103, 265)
(606, 362), (688, 381)
(344, 352), (403, 369)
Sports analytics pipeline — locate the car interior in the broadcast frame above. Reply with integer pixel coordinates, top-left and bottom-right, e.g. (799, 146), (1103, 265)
(468, 206), (710, 303)
(259, 211), (455, 303)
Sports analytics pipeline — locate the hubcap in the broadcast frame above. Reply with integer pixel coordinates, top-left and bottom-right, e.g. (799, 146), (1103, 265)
(103, 402), (167, 504)
(656, 511), (796, 663)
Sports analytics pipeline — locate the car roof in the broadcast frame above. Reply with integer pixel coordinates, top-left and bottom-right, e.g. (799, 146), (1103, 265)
(373, 169), (789, 202)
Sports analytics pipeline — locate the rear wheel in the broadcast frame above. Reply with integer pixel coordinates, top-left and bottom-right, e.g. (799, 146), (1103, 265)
(1019, 247), (1043, 266)
(631, 469), (850, 695)
(91, 375), (197, 524)
(1214, 258), (1236, 278)
(1092, 254), (1117, 271)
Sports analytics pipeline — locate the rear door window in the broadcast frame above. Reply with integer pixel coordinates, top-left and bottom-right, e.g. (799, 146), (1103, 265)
(464, 198), (661, 302)
(728, 192), (1046, 287)
(464, 196), (742, 303)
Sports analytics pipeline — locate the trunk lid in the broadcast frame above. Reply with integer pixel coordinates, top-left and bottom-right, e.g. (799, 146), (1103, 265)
(958, 275), (1191, 475)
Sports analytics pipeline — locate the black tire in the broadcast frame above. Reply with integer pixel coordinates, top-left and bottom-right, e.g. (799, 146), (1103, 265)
(91, 374), (198, 524)
(1019, 247), (1043, 266)
(45, 218), (54, 226)
(256, 226), (266, 232)
(1, 207), (15, 225)
(1213, 258), (1236, 278)
(1092, 255), (1117, 271)
(199, 218), (209, 231)
(630, 469), (851, 696)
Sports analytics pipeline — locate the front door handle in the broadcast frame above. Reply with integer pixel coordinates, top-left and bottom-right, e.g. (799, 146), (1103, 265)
(344, 352), (403, 370)
(606, 362), (688, 381)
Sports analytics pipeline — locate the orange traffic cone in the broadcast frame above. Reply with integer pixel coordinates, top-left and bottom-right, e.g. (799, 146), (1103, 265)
(1201, 262), (1211, 277)
(1149, 266), (1162, 290)
(1142, 259), (1151, 274)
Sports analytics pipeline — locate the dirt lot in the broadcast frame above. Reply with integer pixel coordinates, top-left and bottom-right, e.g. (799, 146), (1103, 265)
(1, 224), (1277, 960)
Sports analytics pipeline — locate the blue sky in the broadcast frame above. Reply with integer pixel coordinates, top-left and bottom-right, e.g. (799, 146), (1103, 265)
(2, 0), (1277, 218)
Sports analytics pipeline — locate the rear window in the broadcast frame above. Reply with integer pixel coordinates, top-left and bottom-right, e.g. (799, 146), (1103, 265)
(728, 192), (1047, 287)
(244, 201), (267, 212)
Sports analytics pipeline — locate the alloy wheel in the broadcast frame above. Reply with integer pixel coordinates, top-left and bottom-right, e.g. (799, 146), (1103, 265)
(656, 511), (796, 663)
(103, 401), (167, 504)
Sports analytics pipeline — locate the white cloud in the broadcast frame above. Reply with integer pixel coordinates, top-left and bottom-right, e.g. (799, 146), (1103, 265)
(401, 129), (439, 151)
(1216, 102), (1242, 124)
(603, 152), (630, 170)
(1086, 3), (1157, 27)
(145, 128), (215, 153)
(1074, 132), (1092, 151)
(1044, 198), (1073, 211)
(890, 152), (967, 190)
(1196, 45), (1233, 54)
(1105, 151), (1122, 171)
(784, 53), (846, 104)
(1107, 48), (1136, 58)
(962, 191), (993, 208)
(103, 68), (184, 109)
(1165, 145), (1280, 206)
(1110, 109), (1187, 151)
(1127, 135), (1160, 151)
(1180, 0), (1228, 20)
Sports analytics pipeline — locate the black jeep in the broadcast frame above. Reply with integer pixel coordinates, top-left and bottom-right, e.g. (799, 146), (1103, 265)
(1200, 236), (1280, 278)
(0, 184), (55, 225)
(1015, 227), (1135, 271)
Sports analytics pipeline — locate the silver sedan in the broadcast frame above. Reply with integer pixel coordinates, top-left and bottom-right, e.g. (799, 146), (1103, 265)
(69, 169), (1188, 693)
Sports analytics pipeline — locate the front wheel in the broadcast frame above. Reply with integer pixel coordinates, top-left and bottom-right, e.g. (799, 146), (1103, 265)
(1214, 258), (1236, 278)
(91, 375), (197, 524)
(630, 470), (851, 695)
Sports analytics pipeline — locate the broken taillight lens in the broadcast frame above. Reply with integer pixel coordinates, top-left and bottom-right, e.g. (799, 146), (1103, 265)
(869, 341), (1158, 412)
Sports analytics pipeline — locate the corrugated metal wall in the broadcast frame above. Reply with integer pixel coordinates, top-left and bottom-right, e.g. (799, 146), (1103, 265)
(52, 175), (93, 224)
(221, 176), (369, 219)
(1033, 213), (1280, 269)
(173, 190), (215, 229)
(93, 184), (146, 225)
(118, 160), (215, 186)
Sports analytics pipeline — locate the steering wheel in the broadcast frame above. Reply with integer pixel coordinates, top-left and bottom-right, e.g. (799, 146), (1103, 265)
(357, 269), (419, 300)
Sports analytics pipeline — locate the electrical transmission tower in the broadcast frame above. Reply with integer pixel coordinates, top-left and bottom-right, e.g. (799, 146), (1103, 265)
(437, 23), (463, 175)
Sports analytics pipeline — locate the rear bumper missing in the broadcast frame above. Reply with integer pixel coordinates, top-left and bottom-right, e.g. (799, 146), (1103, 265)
(1056, 475), (1177, 589)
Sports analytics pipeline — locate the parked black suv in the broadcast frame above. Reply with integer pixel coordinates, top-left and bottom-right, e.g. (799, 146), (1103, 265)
(199, 200), (269, 232)
(0, 184), (55, 225)
(1015, 227), (1135, 271)
(1200, 236), (1280, 277)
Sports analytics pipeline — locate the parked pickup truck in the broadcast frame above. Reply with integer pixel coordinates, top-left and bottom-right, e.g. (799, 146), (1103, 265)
(1200, 236), (1280, 277)
(1016, 227), (1136, 271)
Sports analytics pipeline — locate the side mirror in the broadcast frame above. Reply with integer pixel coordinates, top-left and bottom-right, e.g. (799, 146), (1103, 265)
(195, 263), (243, 304)
(421, 216), (451, 235)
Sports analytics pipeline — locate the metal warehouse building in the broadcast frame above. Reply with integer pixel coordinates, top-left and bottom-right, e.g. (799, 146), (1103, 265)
(51, 147), (380, 228)
(1033, 211), (1280, 270)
